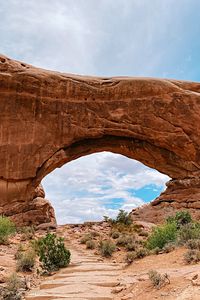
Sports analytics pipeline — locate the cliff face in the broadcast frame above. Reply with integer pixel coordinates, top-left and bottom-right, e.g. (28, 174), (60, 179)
(1, 54), (200, 225)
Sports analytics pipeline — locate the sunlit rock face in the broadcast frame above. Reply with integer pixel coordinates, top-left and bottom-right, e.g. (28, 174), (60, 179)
(1, 54), (200, 225)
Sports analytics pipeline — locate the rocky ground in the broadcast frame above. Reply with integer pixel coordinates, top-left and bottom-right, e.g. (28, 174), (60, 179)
(1, 221), (200, 300)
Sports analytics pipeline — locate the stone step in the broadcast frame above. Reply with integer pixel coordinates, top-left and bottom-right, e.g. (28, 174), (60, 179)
(25, 248), (124, 300)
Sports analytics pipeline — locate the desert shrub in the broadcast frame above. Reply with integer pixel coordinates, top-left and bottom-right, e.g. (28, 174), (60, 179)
(139, 230), (149, 237)
(16, 249), (36, 272)
(151, 247), (161, 255)
(111, 222), (139, 235)
(0, 216), (15, 244)
(86, 240), (95, 249)
(89, 231), (100, 238)
(148, 269), (170, 289)
(167, 211), (192, 228)
(106, 210), (132, 226)
(36, 233), (71, 273)
(178, 223), (200, 244)
(116, 234), (134, 247)
(162, 242), (176, 253)
(125, 241), (137, 251)
(18, 226), (35, 241)
(103, 215), (111, 222)
(135, 247), (149, 258)
(111, 231), (120, 239)
(137, 239), (146, 246)
(80, 233), (92, 244)
(15, 244), (25, 260)
(146, 222), (177, 250)
(99, 240), (116, 257)
(186, 239), (200, 250)
(126, 251), (136, 264)
(2, 273), (24, 300)
(184, 249), (200, 264)
(115, 210), (132, 226)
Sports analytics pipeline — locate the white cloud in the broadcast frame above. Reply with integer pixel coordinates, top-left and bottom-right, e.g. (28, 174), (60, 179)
(0, 0), (198, 78)
(42, 152), (169, 224)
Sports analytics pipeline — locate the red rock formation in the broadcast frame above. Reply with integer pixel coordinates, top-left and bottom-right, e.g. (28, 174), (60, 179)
(131, 178), (200, 223)
(1, 54), (200, 225)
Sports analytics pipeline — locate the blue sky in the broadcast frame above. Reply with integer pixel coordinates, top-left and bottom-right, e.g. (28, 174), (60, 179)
(1, 0), (200, 223)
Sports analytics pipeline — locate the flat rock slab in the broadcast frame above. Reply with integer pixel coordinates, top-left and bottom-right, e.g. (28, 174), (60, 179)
(26, 247), (125, 300)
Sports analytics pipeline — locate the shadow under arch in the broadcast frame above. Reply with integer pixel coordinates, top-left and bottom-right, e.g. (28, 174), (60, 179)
(31, 135), (187, 190)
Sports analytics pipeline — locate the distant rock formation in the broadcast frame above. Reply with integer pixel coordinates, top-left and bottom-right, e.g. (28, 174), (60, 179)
(1, 54), (200, 225)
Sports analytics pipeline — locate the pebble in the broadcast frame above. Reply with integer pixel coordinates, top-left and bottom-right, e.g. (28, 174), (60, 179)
(0, 272), (6, 283)
(112, 286), (124, 294)
(160, 292), (169, 296)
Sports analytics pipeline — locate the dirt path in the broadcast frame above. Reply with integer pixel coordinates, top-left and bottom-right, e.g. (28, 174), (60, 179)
(25, 242), (200, 300)
(25, 242), (126, 300)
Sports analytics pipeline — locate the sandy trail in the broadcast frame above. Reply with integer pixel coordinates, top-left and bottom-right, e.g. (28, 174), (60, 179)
(25, 242), (126, 300)
(23, 223), (200, 300)
(25, 240), (200, 300)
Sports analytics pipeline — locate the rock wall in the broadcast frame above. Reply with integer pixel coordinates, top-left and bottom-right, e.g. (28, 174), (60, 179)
(1, 54), (200, 225)
(131, 178), (200, 223)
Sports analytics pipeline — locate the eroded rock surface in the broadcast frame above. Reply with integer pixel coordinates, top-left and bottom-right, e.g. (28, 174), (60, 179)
(1, 54), (200, 225)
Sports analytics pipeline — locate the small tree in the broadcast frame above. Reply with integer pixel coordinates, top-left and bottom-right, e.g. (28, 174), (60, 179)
(115, 210), (132, 225)
(36, 233), (71, 273)
(167, 211), (192, 229)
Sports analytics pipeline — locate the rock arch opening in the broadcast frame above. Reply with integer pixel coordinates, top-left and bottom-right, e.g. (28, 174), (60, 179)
(42, 152), (169, 225)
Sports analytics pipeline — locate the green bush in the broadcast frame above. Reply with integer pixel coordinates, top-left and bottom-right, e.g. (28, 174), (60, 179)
(99, 240), (116, 257)
(86, 240), (95, 249)
(36, 233), (71, 273)
(115, 210), (132, 226)
(16, 249), (36, 272)
(0, 216), (15, 244)
(106, 210), (132, 226)
(146, 223), (177, 250)
(167, 211), (192, 228)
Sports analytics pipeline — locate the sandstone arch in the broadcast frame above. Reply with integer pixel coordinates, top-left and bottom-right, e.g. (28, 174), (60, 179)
(1, 54), (200, 226)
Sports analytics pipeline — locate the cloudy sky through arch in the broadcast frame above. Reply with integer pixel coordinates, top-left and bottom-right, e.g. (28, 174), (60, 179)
(42, 153), (169, 224)
(1, 0), (200, 223)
